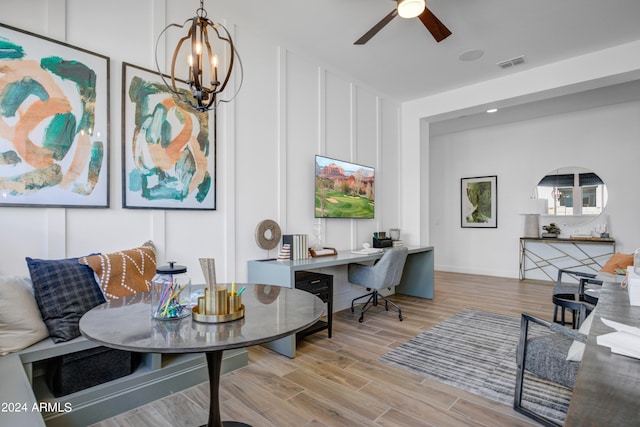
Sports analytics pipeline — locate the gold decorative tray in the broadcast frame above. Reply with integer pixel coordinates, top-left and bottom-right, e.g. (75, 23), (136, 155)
(191, 305), (245, 323)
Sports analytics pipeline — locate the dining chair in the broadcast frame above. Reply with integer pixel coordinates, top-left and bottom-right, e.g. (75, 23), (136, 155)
(553, 269), (602, 325)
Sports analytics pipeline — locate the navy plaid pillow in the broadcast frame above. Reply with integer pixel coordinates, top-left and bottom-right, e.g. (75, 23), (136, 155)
(26, 257), (106, 343)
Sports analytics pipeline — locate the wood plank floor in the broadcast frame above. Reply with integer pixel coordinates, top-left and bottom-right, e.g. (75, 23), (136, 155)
(91, 271), (557, 427)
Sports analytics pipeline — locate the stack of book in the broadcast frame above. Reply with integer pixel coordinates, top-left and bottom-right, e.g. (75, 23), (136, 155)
(392, 240), (404, 247)
(282, 234), (309, 260)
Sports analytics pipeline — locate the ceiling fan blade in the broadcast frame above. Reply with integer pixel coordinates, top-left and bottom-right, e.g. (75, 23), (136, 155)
(418, 6), (452, 42)
(354, 9), (398, 45)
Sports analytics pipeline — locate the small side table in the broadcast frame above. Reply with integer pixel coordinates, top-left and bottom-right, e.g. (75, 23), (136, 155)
(295, 271), (333, 340)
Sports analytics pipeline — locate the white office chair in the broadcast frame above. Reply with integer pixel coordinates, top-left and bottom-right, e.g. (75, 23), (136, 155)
(348, 247), (408, 322)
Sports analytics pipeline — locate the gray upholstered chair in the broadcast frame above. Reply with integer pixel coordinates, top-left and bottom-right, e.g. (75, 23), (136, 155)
(348, 246), (408, 322)
(514, 308), (588, 427)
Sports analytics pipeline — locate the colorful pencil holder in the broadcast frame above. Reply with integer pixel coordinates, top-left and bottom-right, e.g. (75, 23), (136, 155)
(151, 262), (191, 320)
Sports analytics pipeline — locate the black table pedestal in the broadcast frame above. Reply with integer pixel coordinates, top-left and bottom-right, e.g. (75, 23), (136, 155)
(202, 351), (251, 427)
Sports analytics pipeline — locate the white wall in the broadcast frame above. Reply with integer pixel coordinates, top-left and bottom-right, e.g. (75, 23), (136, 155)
(0, 0), (401, 285)
(429, 101), (640, 277)
(3, 0), (638, 285)
(401, 39), (640, 251)
(398, 38), (640, 279)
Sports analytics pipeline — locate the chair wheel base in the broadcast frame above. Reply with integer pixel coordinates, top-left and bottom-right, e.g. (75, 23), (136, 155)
(350, 290), (403, 323)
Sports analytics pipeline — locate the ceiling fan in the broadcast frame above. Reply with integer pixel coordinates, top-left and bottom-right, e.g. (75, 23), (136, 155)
(354, 0), (452, 45)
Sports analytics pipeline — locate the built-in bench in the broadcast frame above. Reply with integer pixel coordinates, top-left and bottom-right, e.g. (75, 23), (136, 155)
(0, 243), (250, 426)
(0, 335), (247, 427)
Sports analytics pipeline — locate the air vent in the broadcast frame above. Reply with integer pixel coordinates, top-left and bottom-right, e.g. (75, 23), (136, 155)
(496, 55), (525, 69)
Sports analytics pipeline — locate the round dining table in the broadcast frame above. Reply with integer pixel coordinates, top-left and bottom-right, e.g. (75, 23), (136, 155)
(80, 283), (324, 427)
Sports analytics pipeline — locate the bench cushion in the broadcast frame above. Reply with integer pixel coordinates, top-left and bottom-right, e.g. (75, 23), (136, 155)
(0, 276), (48, 355)
(27, 256), (105, 343)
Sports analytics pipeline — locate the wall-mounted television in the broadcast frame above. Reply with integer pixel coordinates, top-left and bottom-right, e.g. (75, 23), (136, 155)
(315, 155), (375, 218)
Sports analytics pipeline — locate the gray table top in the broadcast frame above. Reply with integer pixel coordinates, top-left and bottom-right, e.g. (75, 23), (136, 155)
(565, 280), (640, 426)
(79, 284), (325, 354)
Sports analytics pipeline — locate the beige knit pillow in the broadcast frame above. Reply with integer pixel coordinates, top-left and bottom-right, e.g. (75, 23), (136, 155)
(0, 276), (49, 354)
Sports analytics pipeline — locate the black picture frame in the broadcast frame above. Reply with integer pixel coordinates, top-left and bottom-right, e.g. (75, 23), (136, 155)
(461, 175), (498, 228)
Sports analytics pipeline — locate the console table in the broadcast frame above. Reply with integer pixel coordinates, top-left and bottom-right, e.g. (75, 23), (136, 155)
(565, 280), (640, 426)
(247, 246), (434, 357)
(519, 237), (615, 282)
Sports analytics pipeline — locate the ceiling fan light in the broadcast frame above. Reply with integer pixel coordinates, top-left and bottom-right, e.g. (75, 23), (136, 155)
(397, 0), (426, 19)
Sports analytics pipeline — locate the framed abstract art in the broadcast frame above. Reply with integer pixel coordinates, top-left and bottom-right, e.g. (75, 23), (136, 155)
(0, 23), (110, 207)
(461, 175), (498, 228)
(121, 62), (216, 210)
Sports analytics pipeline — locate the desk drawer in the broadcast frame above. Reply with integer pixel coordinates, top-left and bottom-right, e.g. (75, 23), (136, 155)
(294, 270), (333, 340)
(296, 279), (328, 295)
(295, 271), (331, 299)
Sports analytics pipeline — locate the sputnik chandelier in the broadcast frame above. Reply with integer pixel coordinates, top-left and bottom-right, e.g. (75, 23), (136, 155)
(155, 0), (243, 112)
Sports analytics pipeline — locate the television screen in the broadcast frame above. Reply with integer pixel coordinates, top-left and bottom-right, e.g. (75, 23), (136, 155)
(315, 155), (375, 218)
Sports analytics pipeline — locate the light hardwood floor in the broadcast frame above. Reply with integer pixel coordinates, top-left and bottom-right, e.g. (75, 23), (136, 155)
(91, 271), (556, 427)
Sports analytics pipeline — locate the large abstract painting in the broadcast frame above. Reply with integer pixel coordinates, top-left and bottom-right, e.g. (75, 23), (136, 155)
(461, 175), (497, 228)
(122, 62), (215, 210)
(0, 23), (109, 207)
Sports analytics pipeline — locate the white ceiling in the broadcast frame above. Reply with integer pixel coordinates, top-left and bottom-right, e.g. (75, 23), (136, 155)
(222, 0), (640, 103)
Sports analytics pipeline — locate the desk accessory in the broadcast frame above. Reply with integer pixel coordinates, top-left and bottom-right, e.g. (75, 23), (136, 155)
(351, 243), (384, 255)
(194, 259), (245, 323)
(309, 247), (337, 257)
(277, 244), (291, 261)
(192, 304), (244, 323)
(372, 231), (392, 248)
(255, 219), (281, 250)
(282, 234), (309, 260)
(192, 281), (245, 323)
(389, 228), (401, 241)
(151, 262), (191, 320)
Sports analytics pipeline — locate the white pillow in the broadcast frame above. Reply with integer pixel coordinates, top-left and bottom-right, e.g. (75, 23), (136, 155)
(566, 310), (595, 362)
(0, 276), (49, 355)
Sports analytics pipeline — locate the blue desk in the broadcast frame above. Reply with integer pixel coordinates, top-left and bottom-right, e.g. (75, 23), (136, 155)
(247, 246), (434, 357)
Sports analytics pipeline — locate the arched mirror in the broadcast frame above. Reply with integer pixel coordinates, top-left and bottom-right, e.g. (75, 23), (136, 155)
(536, 167), (608, 217)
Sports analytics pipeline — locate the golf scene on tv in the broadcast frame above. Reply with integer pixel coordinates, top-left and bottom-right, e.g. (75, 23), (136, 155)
(315, 155), (375, 219)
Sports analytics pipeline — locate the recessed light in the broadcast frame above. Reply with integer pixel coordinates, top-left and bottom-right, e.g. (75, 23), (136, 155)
(486, 108), (498, 113)
(459, 49), (484, 61)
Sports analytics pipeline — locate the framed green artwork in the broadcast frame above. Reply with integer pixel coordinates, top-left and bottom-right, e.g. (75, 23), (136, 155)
(461, 175), (497, 228)
(0, 23), (110, 207)
(121, 62), (215, 210)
